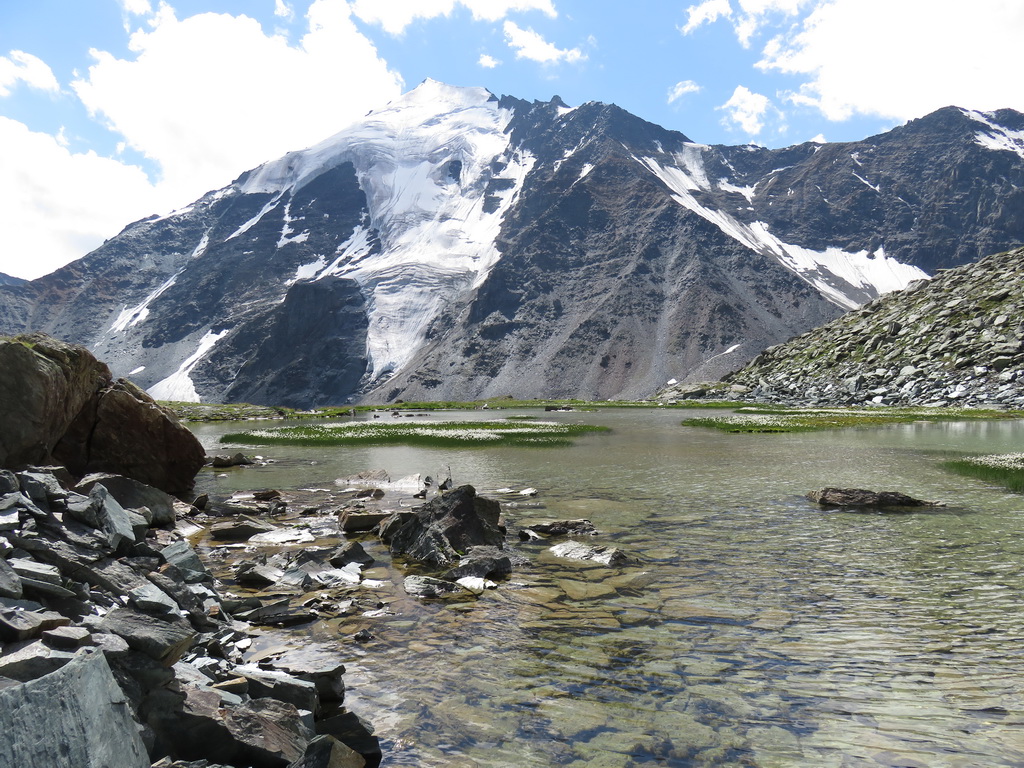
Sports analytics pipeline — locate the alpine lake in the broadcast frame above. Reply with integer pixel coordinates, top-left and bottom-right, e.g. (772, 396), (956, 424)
(188, 407), (1024, 767)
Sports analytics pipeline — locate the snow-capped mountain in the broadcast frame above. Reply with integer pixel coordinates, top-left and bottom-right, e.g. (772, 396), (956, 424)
(2, 81), (1024, 406)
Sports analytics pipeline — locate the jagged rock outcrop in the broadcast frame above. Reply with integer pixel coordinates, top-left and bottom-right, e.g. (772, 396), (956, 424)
(0, 333), (205, 495)
(3, 83), (1024, 406)
(0, 649), (151, 768)
(381, 485), (504, 568)
(662, 246), (1024, 407)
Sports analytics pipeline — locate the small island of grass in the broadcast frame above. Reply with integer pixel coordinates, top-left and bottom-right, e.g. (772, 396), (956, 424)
(221, 420), (609, 448)
(682, 405), (1024, 433)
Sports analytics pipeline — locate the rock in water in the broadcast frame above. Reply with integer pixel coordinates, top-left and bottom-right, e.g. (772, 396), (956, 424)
(385, 485), (504, 568)
(403, 574), (473, 598)
(0, 333), (206, 496)
(807, 488), (935, 509)
(549, 540), (632, 566)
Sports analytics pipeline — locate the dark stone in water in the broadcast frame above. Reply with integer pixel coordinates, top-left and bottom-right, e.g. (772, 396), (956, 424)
(327, 541), (375, 569)
(522, 519), (597, 537)
(386, 485), (504, 568)
(211, 517), (276, 542)
(403, 575), (471, 598)
(316, 709), (382, 768)
(441, 555), (513, 582)
(807, 488), (936, 509)
(210, 453), (255, 469)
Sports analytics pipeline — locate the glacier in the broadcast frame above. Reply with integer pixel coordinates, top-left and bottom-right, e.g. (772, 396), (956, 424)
(241, 79), (535, 383)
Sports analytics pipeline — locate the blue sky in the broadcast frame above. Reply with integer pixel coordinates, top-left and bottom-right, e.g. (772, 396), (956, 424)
(2, 0), (1023, 279)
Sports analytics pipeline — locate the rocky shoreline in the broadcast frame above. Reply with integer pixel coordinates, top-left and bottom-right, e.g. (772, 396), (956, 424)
(0, 456), (636, 768)
(0, 465), (380, 768)
(0, 332), (648, 767)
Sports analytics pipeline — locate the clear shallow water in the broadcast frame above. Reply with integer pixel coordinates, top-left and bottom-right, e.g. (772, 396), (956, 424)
(192, 409), (1024, 767)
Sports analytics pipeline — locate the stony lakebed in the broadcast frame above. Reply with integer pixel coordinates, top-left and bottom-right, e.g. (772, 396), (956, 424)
(185, 406), (1024, 768)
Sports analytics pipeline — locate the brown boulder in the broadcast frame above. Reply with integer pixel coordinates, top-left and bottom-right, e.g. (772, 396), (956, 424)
(807, 488), (936, 509)
(0, 333), (109, 468)
(0, 333), (205, 496)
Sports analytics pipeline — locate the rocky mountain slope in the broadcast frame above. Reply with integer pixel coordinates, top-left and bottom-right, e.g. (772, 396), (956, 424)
(666, 246), (1024, 408)
(0, 272), (25, 287)
(2, 81), (1024, 407)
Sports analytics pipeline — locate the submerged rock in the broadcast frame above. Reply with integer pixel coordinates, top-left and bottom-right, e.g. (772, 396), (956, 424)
(521, 519), (597, 538)
(403, 575), (473, 598)
(807, 488), (937, 509)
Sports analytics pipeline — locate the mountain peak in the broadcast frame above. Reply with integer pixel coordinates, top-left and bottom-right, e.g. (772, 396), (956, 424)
(3, 87), (1024, 408)
(382, 79), (498, 115)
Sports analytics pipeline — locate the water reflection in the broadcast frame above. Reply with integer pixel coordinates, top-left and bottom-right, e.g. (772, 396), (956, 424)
(193, 410), (1024, 767)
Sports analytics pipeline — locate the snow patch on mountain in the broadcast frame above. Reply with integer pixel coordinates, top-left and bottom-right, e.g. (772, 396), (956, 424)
(717, 179), (755, 201)
(228, 195), (282, 240)
(966, 109), (1024, 161)
(635, 153), (926, 308)
(191, 232), (211, 259)
(241, 79), (535, 383)
(108, 269), (183, 334)
(147, 329), (228, 402)
(853, 172), (881, 193)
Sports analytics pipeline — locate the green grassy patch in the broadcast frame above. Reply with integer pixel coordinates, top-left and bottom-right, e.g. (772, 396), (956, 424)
(221, 420), (610, 448)
(682, 406), (1024, 433)
(941, 453), (1024, 493)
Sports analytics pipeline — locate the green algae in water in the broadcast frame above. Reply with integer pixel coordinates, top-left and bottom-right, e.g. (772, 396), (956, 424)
(221, 420), (609, 448)
(942, 452), (1024, 493)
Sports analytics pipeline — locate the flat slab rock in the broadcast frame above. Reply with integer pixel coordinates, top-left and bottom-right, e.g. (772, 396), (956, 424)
(549, 541), (632, 566)
(807, 488), (936, 509)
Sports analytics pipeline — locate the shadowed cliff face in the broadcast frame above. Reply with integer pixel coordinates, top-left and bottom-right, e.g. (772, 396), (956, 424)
(1, 83), (1023, 407)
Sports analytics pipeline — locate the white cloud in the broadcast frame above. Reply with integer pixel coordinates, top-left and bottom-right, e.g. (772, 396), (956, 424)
(503, 21), (585, 64)
(718, 85), (771, 135)
(350, 0), (556, 35)
(0, 117), (164, 280)
(478, 53), (500, 68)
(0, 0), (404, 280)
(0, 51), (60, 97)
(667, 80), (701, 104)
(71, 0), (403, 211)
(118, 0), (153, 15)
(274, 0), (295, 21)
(680, 0), (732, 35)
(682, 0), (813, 47)
(758, 0), (1024, 121)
